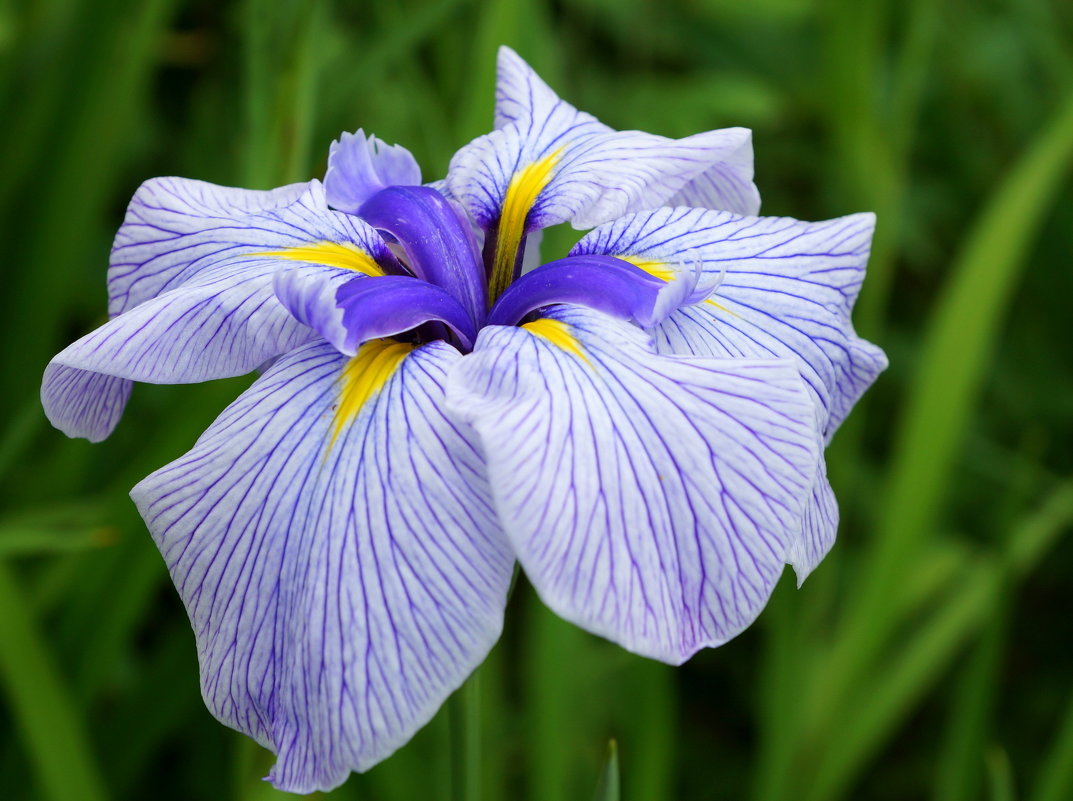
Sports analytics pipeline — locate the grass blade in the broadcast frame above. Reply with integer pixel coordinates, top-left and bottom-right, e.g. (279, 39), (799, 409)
(592, 740), (620, 801)
(0, 561), (107, 801)
(1028, 685), (1073, 801)
(807, 480), (1073, 801)
(812, 88), (1073, 742)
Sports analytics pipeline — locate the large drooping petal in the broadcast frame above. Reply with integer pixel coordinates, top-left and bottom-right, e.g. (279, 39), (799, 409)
(132, 339), (513, 793)
(47, 182), (395, 441)
(323, 129), (422, 214)
(448, 306), (819, 663)
(492, 45), (760, 215)
(107, 179), (395, 316)
(571, 207), (888, 438)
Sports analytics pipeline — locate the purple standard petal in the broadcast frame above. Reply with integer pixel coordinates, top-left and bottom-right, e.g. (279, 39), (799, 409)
(132, 339), (513, 793)
(276, 272), (478, 353)
(486, 255), (696, 328)
(324, 129), (422, 214)
(572, 207), (888, 438)
(447, 306), (820, 663)
(359, 186), (486, 324)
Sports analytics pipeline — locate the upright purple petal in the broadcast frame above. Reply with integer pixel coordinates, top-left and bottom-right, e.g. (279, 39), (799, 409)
(448, 306), (819, 663)
(358, 186), (487, 323)
(132, 339), (513, 793)
(324, 130), (422, 214)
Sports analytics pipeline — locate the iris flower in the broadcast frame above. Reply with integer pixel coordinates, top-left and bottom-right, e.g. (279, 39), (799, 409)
(41, 48), (885, 793)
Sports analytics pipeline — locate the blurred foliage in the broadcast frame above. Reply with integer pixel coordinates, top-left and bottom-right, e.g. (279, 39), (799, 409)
(1, 0), (1072, 799)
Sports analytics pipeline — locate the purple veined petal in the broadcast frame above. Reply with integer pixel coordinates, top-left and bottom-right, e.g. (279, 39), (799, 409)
(493, 46), (584, 131)
(486, 255), (696, 329)
(108, 178), (309, 316)
(358, 186), (486, 325)
(49, 181), (399, 441)
(666, 136), (761, 217)
(45, 257), (342, 403)
(131, 339), (513, 794)
(447, 112), (757, 299)
(275, 271), (478, 353)
(40, 366), (132, 443)
(571, 206), (888, 439)
(108, 179), (397, 317)
(324, 129), (422, 214)
(447, 305), (820, 664)
(787, 466), (839, 583)
(491, 45), (760, 211)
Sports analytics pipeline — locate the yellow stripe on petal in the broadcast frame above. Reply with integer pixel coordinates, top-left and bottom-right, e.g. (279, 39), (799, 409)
(617, 255), (736, 316)
(522, 318), (590, 364)
(251, 241), (384, 276)
(618, 256), (676, 283)
(488, 148), (565, 302)
(331, 339), (414, 445)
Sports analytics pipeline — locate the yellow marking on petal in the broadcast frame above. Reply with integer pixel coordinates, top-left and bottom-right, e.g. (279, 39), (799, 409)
(521, 318), (590, 365)
(331, 339), (414, 446)
(618, 255), (736, 316)
(488, 148), (565, 302)
(251, 241), (384, 276)
(618, 256), (676, 282)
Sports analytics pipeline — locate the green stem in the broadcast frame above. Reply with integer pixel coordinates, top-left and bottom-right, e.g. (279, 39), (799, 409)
(450, 673), (482, 801)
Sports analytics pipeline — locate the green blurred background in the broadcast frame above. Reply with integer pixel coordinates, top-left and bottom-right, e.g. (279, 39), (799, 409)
(2, 0), (1072, 798)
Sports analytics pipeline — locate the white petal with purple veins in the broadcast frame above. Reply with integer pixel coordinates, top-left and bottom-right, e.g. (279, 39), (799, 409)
(448, 306), (819, 663)
(448, 106), (756, 236)
(47, 181), (393, 441)
(108, 178), (308, 316)
(132, 339), (513, 793)
(48, 260), (341, 385)
(572, 207), (888, 437)
(107, 180), (389, 316)
(40, 366), (132, 443)
(491, 45), (759, 216)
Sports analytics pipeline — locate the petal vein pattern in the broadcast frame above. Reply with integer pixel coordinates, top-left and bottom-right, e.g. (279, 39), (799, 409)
(571, 207), (888, 438)
(45, 181), (394, 441)
(491, 45), (760, 216)
(572, 208), (888, 579)
(107, 178), (391, 316)
(448, 307), (818, 663)
(131, 340), (513, 793)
